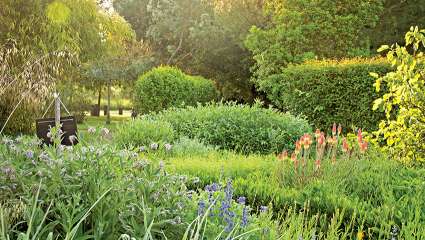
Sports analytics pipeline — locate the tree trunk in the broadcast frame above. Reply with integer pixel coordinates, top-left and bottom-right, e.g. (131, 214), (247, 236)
(97, 86), (102, 111)
(106, 81), (111, 124)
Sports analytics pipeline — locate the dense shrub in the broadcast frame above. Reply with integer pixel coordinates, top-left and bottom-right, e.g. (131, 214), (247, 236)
(372, 27), (425, 165)
(114, 118), (175, 147)
(133, 66), (219, 113)
(151, 102), (311, 154)
(255, 58), (391, 131)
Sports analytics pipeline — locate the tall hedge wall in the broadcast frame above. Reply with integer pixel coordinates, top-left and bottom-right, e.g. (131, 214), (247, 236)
(255, 58), (391, 131)
(134, 66), (219, 113)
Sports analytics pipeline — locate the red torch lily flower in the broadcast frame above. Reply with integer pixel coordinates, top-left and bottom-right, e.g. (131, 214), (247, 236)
(332, 123), (337, 136)
(342, 138), (349, 153)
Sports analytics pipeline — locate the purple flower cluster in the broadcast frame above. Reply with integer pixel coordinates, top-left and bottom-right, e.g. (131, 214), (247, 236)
(198, 200), (206, 216)
(194, 180), (253, 232)
(220, 180), (235, 232)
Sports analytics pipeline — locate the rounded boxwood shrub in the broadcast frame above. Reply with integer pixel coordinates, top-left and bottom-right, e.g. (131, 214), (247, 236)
(134, 66), (219, 113)
(151, 102), (311, 154)
(255, 58), (391, 131)
(115, 119), (175, 147)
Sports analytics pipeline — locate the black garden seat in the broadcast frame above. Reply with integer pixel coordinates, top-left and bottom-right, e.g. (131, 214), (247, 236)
(36, 116), (78, 146)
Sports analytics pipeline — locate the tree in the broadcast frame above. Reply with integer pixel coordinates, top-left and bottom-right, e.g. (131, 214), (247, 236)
(188, 0), (267, 101)
(372, 27), (425, 165)
(245, 0), (384, 81)
(368, 0), (425, 51)
(0, 0), (79, 134)
(0, 0), (139, 132)
(114, 0), (267, 102)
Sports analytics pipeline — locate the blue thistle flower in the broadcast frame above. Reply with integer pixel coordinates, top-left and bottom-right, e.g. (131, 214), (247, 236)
(198, 200), (206, 216)
(241, 206), (248, 227)
(237, 196), (246, 205)
(260, 206), (268, 213)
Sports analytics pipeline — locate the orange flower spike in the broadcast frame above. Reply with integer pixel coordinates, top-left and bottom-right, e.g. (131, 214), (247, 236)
(303, 134), (312, 149)
(300, 135), (305, 146)
(357, 129), (363, 144)
(295, 140), (301, 154)
(342, 138), (349, 153)
(315, 159), (321, 170)
(278, 150), (288, 160)
(337, 124), (342, 135)
(332, 123), (337, 136)
(291, 152), (299, 168)
(317, 132), (325, 146)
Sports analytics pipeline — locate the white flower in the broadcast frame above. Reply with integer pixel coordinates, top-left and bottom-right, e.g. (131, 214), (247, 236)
(88, 127), (96, 134)
(100, 128), (110, 136)
(150, 143), (159, 150)
(164, 143), (173, 151)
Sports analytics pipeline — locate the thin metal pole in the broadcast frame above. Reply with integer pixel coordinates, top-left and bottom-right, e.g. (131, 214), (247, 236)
(54, 92), (61, 129)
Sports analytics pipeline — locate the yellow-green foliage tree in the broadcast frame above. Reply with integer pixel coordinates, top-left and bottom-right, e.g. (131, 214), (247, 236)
(372, 27), (425, 165)
(0, 0), (136, 133)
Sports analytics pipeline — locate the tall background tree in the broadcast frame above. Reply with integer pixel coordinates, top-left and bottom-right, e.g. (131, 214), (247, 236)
(114, 0), (266, 101)
(0, 0), (140, 132)
(245, 0), (385, 82)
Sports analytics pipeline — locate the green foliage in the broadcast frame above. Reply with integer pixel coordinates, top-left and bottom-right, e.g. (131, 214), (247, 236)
(115, 119), (175, 147)
(245, 0), (384, 81)
(255, 58), (391, 131)
(0, 134), (277, 239)
(232, 151), (425, 238)
(168, 151), (276, 187)
(171, 137), (217, 157)
(134, 66), (218, 113)
(151, 102), (311, 154)
(372, 27), (425, 165)
(367, 0), (425, 51)
(166, 144), (425, 238)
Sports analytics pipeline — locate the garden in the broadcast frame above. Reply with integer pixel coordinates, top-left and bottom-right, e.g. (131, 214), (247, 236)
(1, 0), (425, 239)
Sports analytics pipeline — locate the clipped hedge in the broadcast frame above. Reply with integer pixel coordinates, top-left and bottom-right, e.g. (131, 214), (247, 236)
(255, 58), (391, 131)
(134, 66), (219, 113)
(151, 103), (311, 154)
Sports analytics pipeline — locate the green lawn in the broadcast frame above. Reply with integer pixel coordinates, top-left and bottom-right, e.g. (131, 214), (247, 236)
(78, 110), (131, 132)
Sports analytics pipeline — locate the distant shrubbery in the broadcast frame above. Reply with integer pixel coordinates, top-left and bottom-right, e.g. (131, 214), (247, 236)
(151, 102), (311, 154)
(133, 66), (219, 113)
(115, 119), (175, 147)
(255, 58), (391, 131)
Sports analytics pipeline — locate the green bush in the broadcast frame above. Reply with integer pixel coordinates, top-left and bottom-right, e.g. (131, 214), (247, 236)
(114, 119), (175, 147)
(372, 27), (425, 165)
(133, 66), (219, 113)
(255, 58), (391, 131)
(151, 102), (311, 154)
